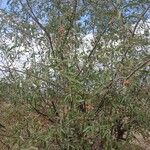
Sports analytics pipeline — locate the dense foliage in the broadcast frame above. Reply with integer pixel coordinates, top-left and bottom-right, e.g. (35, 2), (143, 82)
(0, 0), (150, 149)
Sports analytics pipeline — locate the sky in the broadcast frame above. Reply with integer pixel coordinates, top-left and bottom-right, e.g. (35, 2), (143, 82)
(0, 0), (7, 9)
(0, 0), (149, 78)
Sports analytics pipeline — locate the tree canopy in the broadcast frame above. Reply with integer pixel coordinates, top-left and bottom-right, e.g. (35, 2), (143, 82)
(0, 0), (150, 149)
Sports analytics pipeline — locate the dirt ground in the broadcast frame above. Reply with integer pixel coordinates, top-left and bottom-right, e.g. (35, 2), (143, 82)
(0, 101), (150, 150)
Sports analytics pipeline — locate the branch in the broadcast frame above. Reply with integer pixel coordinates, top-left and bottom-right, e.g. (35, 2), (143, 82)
(0, 65), (64, 90)
(59, 0), (78, 60)
(120, 4), (150, 63)
(126, 58), (150, 80)
(0, 123), (6, 129)
(31, 105), (55, 123)
(19, 0), (55, 57)
(76, 25), (110, 77)
(132, 4), (150, 37)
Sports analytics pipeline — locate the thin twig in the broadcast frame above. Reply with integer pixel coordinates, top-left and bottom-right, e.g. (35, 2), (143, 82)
(30, 104), (55, 123)
(132, 4), (150, 37)
(121, 4), (150, 63)
(0, 65), (64, 90)
(59, 0), (78, 60)
(126, 58), (150, 80)
(0, 139), (10, 150)
(19, 0), (54, 57)
(76, 29), (108, 77)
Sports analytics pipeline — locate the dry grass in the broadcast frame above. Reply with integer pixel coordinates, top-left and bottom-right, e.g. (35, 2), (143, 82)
(0, 101), (53, 149)
(0, 100), (150, 150)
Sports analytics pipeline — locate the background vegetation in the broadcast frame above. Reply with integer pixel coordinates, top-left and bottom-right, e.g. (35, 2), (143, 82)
(0, 0), (150, 149)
